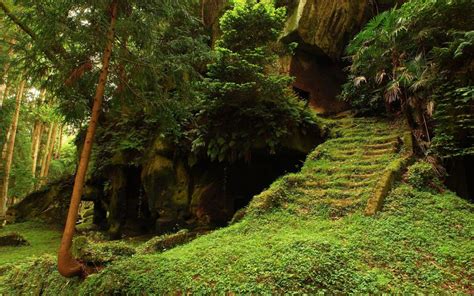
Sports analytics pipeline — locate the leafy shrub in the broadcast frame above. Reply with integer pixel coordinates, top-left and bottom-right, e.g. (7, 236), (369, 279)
(406, 161), (439, 191)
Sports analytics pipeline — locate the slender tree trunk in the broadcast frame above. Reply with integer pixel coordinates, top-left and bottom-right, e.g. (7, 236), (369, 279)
(30, 89), (45, 150)
(31, 89), (46, 177)
(55, 124), (63, 159)
(0, 79), (25, 220)
(38, 124), (53, 185)
(1, 81), (15, 157)
(58, 0), (118, 278)
(31, 122), (40, 152)
(1, 121), (12, 160)
(31, 122), (43, 177)
(42, 123), (57, 184)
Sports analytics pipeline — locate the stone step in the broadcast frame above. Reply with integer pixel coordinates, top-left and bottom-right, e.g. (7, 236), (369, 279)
(303, 179), (375, 190)
(296, 188), (357, 200)
(310, 164), (387, 175)
(363, 141), (398, 150)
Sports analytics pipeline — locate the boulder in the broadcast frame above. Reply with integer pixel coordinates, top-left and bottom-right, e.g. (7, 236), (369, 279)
(0, 232), (29, 247)
(72, 236), (135, 264)
(7, 177), (73, 225)
(137, 229), (202, 254)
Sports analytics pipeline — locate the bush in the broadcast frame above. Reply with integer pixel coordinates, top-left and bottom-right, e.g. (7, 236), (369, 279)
(406, 161), (440, 191)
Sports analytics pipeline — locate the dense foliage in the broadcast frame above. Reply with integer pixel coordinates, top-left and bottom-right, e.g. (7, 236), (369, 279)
(92, 0), (211, 172)
(190, 1), (318, 162)
(342, 0), (474, 158)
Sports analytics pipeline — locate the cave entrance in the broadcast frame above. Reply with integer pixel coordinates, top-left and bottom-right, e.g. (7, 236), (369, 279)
(106, 166), (152, 239)
(293, 87), (311, 105)
(226, 149), (307, 216)
(445, 155), (474, 202)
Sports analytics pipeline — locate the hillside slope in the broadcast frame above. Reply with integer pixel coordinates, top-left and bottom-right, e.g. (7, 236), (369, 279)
(2, 116), (473, 294)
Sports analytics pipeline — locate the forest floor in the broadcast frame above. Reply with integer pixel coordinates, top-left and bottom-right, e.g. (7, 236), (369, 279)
(0, 221), (61, 266)
(0, 116), (473, 294)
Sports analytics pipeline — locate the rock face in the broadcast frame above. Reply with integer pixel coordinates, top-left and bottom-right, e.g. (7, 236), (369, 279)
(281, 0), (371, 60)
(277, 0), (377, 114)
(7, 178), (73, 225)
(142, 155), (190, 232)
(92, 131), (321, 236)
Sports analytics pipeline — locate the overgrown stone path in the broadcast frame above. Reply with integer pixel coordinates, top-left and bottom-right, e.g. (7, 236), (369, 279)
(253, 115), (411, 218)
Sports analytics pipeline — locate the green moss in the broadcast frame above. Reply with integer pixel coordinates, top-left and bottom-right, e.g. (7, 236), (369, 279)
(76, 186), (471, 294)
(72, 236), (136, 265)
(1, 255), (81, 295)
(136, 229), (200, 255)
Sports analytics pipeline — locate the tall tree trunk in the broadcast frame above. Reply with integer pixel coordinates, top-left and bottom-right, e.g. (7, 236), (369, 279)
(55, 124), (63, 159)
(31, 122), (40, 152)
(58, 0), (118, 278)
(1, 121), (12, 160)
(38, 124), (53, 186)
(31, 89), (46, 177)
(31, 122), (43, 177)
(0, 79), (25, 220)
(41, 123), (57, 185)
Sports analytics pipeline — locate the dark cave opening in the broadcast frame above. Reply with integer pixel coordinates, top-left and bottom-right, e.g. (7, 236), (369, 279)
(445, 155), (474, 202)
(105, 166), (152, 239)
(226, 148), (307, 217)
(293, 86), (311, 105)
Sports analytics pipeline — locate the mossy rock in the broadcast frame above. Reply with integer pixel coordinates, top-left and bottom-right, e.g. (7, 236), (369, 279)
(282, 0), (371, 59)
(72, 236), (136, 265)
(7, 177), (73, 225)
(0, 232), (29, 247)
(137, 229), (202, 254)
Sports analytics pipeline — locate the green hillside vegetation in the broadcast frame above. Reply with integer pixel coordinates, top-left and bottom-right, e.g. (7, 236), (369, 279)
(1, 116), (473, 294)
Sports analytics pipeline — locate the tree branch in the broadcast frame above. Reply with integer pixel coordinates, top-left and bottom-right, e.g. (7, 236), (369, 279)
(0, 1), (59, 65)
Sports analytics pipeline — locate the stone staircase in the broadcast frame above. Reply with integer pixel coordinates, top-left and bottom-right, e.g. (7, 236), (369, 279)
(251, 115), (412, 218)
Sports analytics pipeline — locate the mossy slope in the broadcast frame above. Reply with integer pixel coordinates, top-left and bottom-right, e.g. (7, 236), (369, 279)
(2, 116), (473, 294)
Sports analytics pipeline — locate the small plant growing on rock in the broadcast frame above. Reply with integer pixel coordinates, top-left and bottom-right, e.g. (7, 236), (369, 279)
(406, 161), (443, 192)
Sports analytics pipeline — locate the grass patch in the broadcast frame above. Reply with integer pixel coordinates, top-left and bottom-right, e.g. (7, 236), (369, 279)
(0, 221), (62, 266)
